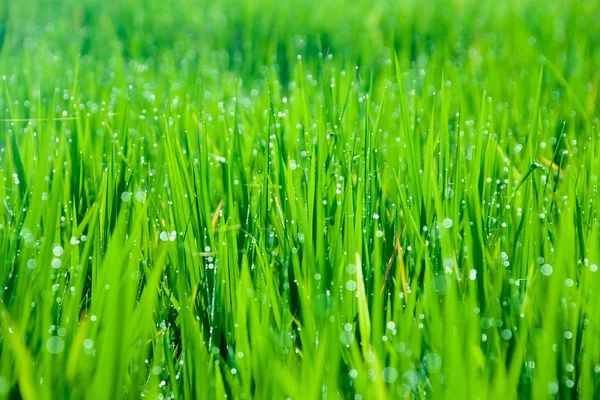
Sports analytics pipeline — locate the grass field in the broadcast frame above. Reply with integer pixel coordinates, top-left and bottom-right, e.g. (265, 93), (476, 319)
(1, 0), (600, 398)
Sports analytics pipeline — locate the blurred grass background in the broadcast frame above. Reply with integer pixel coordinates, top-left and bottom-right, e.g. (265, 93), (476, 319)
(1, 0), (600, 398)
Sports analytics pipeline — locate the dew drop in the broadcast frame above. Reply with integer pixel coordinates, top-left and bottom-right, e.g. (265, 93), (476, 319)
(442, 218), (453, 228)
(541, 264), (553, 276)
(382, 367), (398, 383)
(46, 336), (65, 354)
(422, 353), (442, 372)
(52, 245), (64, 257)
(135, 191), (147, 202)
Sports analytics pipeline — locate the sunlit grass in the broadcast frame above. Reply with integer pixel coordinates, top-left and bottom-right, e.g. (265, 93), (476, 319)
(1, 0), (600, 398)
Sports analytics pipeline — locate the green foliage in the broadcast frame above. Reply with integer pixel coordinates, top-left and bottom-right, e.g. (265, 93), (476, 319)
(1, 0), (600, 398)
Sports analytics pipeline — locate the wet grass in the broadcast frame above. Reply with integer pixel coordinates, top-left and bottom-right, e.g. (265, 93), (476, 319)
(1, 0), (600, 398)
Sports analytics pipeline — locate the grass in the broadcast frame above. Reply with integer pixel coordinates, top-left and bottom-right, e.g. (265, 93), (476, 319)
(0, 0), (600, 398)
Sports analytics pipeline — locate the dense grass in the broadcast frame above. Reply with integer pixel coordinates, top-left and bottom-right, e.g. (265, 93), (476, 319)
(1, 0), (600, 398)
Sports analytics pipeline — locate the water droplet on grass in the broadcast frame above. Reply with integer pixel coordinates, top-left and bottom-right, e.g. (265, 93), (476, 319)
(442, 218), (453, 228)
(398, 384), (412, 398)
(23, 231), (34, 245)
(46, 336), (65, 354)
(53, 245), (64, 257)
(566, 363), (574, 372)
(346, 280), (357, 291)
(501, 329), (513, 340)
(541, 264), (553, 276)
(403, 370), (419, 389)
(135, 191), (147, 202)
(433, 275), (450, 294)
(382, 367), (398, 383)
(27, 259), (36, 269)
(565, 279), (574, 287)
(51, 259), (62, 269)
(423, 353), (442, 372)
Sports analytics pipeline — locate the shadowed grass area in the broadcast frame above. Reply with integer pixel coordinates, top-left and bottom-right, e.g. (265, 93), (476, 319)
(1, 0), (600, 398)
